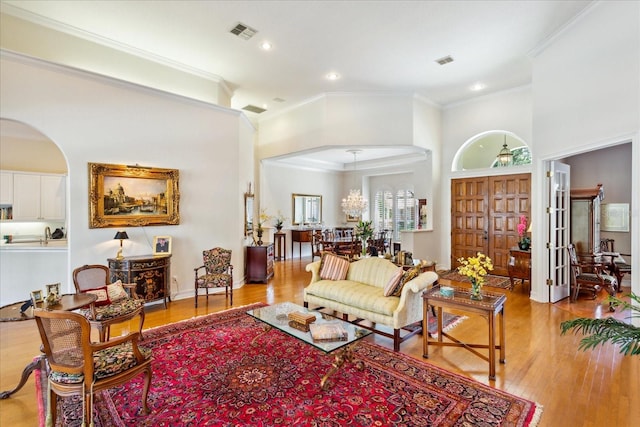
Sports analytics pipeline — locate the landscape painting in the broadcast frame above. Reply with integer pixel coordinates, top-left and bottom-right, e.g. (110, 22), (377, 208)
(89, 162), (180, 228)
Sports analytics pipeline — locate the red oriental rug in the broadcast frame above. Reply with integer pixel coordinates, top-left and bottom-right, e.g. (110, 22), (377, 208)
(36, 303), (542, 426)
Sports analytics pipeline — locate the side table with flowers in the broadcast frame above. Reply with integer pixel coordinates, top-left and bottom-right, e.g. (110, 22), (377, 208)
(457, 252), (494, 300)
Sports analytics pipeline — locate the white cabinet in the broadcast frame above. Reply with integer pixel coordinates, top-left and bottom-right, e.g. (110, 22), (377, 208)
(12, 173), (66, 221)
(0, 172), (13, 205)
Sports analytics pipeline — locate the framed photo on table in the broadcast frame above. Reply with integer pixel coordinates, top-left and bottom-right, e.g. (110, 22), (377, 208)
(45, 283), (61, 296)
(153, 236), (172, 255)
(30, 290), (43, 305)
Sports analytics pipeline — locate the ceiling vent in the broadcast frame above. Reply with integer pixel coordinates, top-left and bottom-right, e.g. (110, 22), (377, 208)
(242, 104), (267, 114)
(273, 97), (286, 103)
(435, 55), (454, 65)
(230, 23), (258, 40)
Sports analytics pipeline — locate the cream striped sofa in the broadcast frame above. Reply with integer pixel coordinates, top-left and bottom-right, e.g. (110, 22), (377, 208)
(304, 257), (438, 351)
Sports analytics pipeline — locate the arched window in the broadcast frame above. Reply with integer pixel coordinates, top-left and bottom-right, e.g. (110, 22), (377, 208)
(453, 131), (531, 171)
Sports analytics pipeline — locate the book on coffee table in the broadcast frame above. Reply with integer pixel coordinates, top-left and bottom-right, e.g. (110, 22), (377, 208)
(309, 322), (348, 342)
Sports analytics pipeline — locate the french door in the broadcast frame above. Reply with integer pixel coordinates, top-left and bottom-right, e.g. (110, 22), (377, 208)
(451, 173), (531, 276)
(546, 161), (571, 302)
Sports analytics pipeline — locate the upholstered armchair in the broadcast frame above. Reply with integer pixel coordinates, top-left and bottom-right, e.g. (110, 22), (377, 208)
(34, 309), (152, 427)
(194, 247), (233, 307)
(72, 264), (145, 342)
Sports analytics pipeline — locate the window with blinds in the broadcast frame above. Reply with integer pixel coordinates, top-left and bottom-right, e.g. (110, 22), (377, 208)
(374, 188), (416, 240)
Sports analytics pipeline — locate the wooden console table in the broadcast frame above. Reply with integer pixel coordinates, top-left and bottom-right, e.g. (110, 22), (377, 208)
(291, 229), (318, 259)
(508, 248), (531, 293)
(108, 255), (171, 307)
(423, 285), (506, 380)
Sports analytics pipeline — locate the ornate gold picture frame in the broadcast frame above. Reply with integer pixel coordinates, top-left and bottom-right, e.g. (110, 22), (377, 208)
(89, 163), (180, 228)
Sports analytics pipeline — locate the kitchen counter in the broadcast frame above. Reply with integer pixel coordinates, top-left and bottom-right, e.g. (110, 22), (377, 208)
(0, 240), (67, 251)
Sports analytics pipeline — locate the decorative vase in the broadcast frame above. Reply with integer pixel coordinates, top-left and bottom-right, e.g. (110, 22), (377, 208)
(470, 278), (483, 301)
(257, 229), (263, 246)
(276, 225), (283, 232)
(518, 240), (530, 251)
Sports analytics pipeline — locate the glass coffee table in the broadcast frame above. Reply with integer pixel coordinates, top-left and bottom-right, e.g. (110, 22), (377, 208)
(247, 302), (372, 389)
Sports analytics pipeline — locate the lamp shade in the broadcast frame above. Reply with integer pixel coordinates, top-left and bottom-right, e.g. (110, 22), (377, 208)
(114, 231), (129, 240)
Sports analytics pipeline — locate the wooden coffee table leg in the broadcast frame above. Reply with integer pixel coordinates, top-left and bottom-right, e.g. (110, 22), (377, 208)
(320, 344), (364, 390)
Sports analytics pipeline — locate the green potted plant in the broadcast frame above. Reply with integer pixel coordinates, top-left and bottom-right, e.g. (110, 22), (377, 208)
(560, 293), (640, 356)
(355, 220), (373, 256)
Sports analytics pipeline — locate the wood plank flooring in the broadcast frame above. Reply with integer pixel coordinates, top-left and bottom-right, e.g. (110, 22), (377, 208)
(1, 256), (637, 426)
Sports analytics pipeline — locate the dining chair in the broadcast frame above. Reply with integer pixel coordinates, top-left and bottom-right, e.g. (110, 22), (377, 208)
(34, 309), (152, 426)
(72, 264), (145, 342)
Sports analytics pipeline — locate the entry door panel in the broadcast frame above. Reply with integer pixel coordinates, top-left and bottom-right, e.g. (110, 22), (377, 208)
(451, 178), (489, 266)
(452, 174), (531, 276)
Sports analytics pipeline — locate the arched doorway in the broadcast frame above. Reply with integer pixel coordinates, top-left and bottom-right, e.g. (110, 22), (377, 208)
(0, 119), (69, 305)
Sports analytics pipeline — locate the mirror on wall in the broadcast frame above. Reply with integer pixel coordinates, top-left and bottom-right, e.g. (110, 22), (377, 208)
(292, 194), (322, 225)
(244, 190), (254, 237)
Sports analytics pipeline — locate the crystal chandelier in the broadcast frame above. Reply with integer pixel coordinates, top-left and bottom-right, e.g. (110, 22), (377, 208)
(341, 150), (368, 216)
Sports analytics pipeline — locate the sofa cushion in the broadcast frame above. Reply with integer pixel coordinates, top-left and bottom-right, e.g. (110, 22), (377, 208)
(319, 252), (350, 280)
(392, 266), (421, 297)
(383, 267), (404, 296)
(305, 280), (399, 316)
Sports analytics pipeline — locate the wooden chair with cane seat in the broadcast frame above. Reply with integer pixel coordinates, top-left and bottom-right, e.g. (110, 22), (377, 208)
(567, 244), (617, 311)
(194, 247), (233, 307)
(73, 264), (145, 342)
(34, 309), (152, 427)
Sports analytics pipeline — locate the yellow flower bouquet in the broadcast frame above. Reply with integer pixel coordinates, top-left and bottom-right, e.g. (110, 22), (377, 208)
(457, 252), (493, 300)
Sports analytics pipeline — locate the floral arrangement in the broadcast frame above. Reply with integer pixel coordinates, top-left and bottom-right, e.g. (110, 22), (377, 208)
(517, 215), (531, 248)
(273, 211), (287, 229)
(457, 252), (493, 298)
(256, 208), (272, 234)
(355, 220), (374, 255)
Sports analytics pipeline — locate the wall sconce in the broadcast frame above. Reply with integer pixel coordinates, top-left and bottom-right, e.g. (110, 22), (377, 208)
(496, 135), (513, 167)
(113, 231), (129, 260)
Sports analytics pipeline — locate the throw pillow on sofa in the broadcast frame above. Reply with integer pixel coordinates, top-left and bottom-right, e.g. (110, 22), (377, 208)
(390, 266), (422, 297)
(383, 267), (405, 296)
(319, 252), (350, 280)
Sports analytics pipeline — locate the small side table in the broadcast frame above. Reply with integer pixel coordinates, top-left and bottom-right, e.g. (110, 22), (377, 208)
(508, 248), (531, 293)
(423, 285), (506, 380)
(274, 232), (286, 261)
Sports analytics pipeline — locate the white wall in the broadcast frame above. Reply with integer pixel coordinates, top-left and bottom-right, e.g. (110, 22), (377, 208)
(530, 0), (639, 302)
(0, 51), (254, 300)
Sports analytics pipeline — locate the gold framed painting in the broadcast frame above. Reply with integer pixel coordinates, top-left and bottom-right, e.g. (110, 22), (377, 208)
(346, 214), (360, 222)
(89, 163), (180, 228)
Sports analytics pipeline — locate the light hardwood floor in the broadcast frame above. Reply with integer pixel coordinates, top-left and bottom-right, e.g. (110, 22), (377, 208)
(1, 257), (637, 426)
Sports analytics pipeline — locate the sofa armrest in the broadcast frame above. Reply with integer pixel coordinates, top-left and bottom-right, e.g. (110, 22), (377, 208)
(404, 271), (439, 294)
(305, 261), (322, 283)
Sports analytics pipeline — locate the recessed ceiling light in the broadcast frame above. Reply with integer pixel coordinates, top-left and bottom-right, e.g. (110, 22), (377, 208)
(260, 41), (273, 50)
(326, 72), (340, 81)
(470, 82), (486, 91)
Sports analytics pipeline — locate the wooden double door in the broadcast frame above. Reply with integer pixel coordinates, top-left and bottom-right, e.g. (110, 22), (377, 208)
(451, 173), (531, 276)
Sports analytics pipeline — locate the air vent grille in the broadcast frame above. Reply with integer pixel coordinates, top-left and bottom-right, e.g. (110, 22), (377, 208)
(435, 55), (454, 65)
(242, 104), (267, 114)
(230, 23), (257, 40)
(273, 97), (286, 103)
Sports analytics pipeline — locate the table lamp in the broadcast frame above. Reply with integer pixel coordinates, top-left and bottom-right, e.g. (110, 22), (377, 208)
(114, 231), (129, 260)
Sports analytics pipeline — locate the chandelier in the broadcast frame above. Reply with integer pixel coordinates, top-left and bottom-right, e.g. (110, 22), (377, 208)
(341, 150), (368, 216)
(496, 134), (513, 167)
